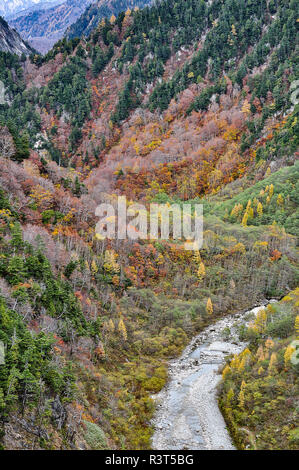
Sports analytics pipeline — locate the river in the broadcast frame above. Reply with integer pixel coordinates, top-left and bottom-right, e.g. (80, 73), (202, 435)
(151, 303), (275, 450)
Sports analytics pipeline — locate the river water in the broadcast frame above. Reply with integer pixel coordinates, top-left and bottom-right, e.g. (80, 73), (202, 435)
(151, 303), (273, 450)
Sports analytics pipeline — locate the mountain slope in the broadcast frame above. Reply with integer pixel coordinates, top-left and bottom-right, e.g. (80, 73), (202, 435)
(0, 16), (34, 55)
(0, 0), (61, 18)
(219, 289), (299, 450)
(66, 0), (153, 39)
(10, 0), (153, 54)
(9, 0), (93, 53)
(0, 0), (298, 451)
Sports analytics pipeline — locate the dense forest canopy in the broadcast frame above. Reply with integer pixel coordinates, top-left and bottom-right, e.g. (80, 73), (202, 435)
(0, 0), (298, 451)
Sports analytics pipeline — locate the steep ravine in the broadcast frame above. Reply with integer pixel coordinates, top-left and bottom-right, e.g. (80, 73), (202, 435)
(151, 303), (276, 450)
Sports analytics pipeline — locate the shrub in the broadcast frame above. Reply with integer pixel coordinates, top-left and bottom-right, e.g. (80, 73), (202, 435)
(84, 421), (107, 449)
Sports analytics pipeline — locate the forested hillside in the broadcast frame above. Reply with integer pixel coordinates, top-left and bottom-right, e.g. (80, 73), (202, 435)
(10, 0), (153, 53)
(66, 0), (153, 40)
(0, 0), (298, 450)
(219, 289), (299, 450)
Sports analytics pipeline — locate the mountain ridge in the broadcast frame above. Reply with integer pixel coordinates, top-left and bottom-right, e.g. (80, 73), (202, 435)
(0, 15), (34, 55)
(9, 0), (153, 53)
(9, 0), (93, 53)
(0, 0), (298, 451)
(66, 0), (153, 39)
(0, 0), (62, 18)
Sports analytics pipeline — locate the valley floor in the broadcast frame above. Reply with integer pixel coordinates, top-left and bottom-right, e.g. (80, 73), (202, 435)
(152, 304), (269, 450)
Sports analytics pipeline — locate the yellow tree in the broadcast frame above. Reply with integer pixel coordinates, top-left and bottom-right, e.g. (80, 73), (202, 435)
(252, 309), (267, 334)
(197, 262), (206, 282)
(108, 319), (115, 333)
(91, 260), (98, 275)
(103, 250), (120, 273)
(284, 344), (295, 369)
(238, 380), (246, 409)
(118, 318), (127, 341)
(222, 365), (231, 380)
(276, 193), (284, 206)
(193, 250), (201, 263)
(206, 298), (213, 315)
(257, 202), (263, 217)
(238, 356), (246, 372)
(295, 315), (299, 338)
(242, 99), (251, 115)
(268, 352), (277, 373)
(230, 354), (240, 370)
(29, 185), (53, 210)
(265, 338), (274, 350)
(265, 167), (271, 177)
(241, 211), (248, 227)
(226, 388), (234, 406)
(231, 203), (243, 218)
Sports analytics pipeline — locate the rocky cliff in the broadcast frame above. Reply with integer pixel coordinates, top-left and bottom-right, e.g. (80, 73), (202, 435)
(0, 16), (33, 55)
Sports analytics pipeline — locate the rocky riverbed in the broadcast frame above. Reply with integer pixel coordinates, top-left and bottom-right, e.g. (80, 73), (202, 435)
(151, 303), (274, 450)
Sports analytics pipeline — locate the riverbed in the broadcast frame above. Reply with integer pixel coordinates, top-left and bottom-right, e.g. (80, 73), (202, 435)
(151, 304), (272, 450)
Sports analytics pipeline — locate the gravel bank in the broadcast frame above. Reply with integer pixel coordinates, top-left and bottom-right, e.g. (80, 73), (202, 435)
(151, 304), (271, 450)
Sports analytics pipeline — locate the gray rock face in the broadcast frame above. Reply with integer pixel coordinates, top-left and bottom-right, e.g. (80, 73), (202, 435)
(0, 16), (33, 55)
(52, 395), (67, 430)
